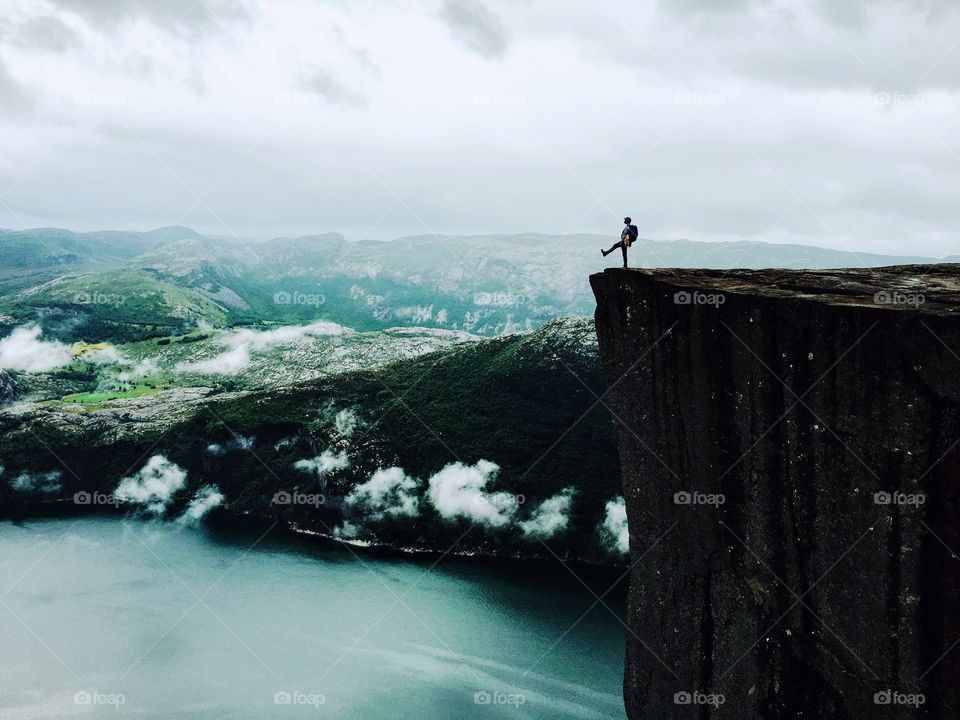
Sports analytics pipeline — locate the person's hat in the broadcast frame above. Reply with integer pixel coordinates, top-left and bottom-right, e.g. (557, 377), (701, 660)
(623, 216), (631, 223)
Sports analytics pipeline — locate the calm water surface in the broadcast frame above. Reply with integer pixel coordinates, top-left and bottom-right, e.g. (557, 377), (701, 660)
(0, 517), (627, 719)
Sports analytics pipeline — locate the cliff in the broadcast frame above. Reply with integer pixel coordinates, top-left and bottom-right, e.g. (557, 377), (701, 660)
(591, 266), (960, 719)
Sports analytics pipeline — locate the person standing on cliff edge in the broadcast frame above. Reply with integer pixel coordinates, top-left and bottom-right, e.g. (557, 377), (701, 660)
(602, 217), (638, 268)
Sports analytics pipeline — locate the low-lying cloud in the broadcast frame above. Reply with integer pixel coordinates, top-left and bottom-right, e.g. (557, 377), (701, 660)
(114, 455), (187, 516)
(293, 449), (350, 484)
(177, 484), (225, 526)
(119, 358), (158, 381)
(519, 488), (574, 540)
(9, 469), (63, 495)
(207, 435), (255, 455)
(84, 345), (125, 365)
(426, 459), (519, 528)
(178, 322), (348, 375)
(180, 344), (250, 375)
(333, 408), (358, 438)
(0, 326), (72, 372)
(345, 466), (421, 521)
(599, 496), (629, 555)
(333, 458), (579, 542)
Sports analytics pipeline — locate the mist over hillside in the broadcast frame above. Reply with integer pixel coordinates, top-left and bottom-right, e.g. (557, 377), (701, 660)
(0, 226), (941, 343)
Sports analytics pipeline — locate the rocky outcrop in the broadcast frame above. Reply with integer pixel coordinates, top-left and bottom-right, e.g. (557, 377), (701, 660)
(0, 370), (23, 403)
(591, 266), (960, 719)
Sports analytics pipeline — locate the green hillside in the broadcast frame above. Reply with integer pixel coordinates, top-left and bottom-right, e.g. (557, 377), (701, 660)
(0, 318), (623, 562)
(0, 226), (939, 345)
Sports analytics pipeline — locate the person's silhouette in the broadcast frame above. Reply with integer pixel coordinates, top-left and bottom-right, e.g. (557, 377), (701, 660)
(602, 216), (638, 268)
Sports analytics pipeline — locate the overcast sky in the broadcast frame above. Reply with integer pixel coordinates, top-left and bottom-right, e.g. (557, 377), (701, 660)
(1, 0), (959, 255)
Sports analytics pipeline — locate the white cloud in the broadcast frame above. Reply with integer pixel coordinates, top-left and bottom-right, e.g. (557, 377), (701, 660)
(176, 484), (225, 526)
(114, 455), (187, 516)
(294, 449), (350, 482)
(232, 322), (347, 350)
(9, 470), (62, 494)
(439, 0), (509, 58)
(179, 344), (250, 375)
(426, 459), (519, 528)
(519, 487), (574, 539)
(206, 435), (254, 455)
(4, 1), (960, 254)
(178, 322), (348, 375)
(599, 496), (629, 555)
(0, 326), (72, 372)
(273, 436), (295, 450)
(85, 345), (125, 365)
(119, 357), (158, 381)
(345, 466), (421, 521)
(334, 408), (358, 438)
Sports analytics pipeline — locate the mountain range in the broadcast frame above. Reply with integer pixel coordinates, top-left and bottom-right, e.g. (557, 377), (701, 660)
(1, 226), (945, 343)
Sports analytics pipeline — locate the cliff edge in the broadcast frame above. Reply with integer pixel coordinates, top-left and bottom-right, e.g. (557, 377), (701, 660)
(591, 265), (960, 719)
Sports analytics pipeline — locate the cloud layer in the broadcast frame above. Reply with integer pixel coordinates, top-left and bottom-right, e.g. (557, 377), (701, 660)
(177, 484), (225, 526)
(0, 326), (72, 372)
(599, 496), (629, 555)
(9, 469), (63, 495)
(519, 488), (574, 540)
(2, 0), (959, 254)
(345, 466), (421, 521)
(293, 449), (350, 484)
(179, 323), (348, 375)
(333, 457), (575, 544)
(114, 455), (187, 516)
(426, 460), (520, 528)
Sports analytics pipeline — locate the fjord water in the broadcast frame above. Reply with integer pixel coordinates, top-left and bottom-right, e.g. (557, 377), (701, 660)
(0, 518), (627, 719)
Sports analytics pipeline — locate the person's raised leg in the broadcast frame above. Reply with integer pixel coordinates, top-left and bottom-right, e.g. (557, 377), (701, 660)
(601, 241), (621, 257)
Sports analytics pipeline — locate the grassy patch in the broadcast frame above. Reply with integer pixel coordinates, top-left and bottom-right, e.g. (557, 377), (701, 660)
(62, 383), (170, 404)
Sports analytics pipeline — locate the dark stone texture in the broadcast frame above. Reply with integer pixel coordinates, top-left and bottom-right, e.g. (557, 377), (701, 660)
(591, 266), (960, 719)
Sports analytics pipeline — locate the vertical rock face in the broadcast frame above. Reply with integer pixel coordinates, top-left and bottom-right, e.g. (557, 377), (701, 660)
(591, 267), (960, 720)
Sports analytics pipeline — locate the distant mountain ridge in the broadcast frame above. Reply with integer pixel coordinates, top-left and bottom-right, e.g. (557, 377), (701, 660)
(0, 226), (947, 343)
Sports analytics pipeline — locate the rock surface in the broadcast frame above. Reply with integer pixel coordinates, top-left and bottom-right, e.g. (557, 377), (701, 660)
(591, 266), (960, 719)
